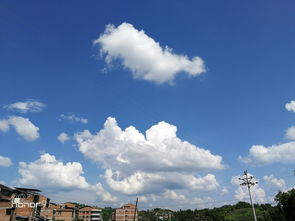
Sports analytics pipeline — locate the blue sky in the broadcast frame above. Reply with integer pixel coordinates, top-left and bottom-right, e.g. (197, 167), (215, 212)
(1, 0), (295, 209)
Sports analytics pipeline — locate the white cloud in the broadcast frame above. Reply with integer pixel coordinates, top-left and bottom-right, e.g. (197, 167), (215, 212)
(163, 190), (186, 201)
(104, 170), (219, 195)
(94, 23), (206, 84)
(221, 187), (228, 195)
(4, 99), (46, 113)
(57, 132), (70, 144)
(240, 100), (295, 164)
(190, 197), (215, 209)
(239, 141), (295, 164)
(18, 153), (90, 189)
(285, 100), (295, 112)
(0, 119), (10, 132)
(60, 114), (88, 124)
(18, 153), (116, 202)
(91, 183), (118, 202)
(231, 174), (266, 203)
(138, 195), (148, 203)
(263, 174), (286, 190)
(286, 126), (295, 140)
(0, 116), (39, 141)
(74, 117), (223, 195)
(0, 156), (12, 167)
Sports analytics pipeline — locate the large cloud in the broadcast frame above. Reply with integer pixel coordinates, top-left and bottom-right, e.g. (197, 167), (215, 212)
(74, 117), (223, 195)
(0, 116), (39, 141)
(18, 153), (117, 202)
(239, 141), (295, 164)
(94, 23), (206, 84)
(0, 156), (12, 167)
(4, 99), (46, 113)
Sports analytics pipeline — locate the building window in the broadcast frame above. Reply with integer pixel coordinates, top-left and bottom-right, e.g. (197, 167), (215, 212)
(6, 208), (13, 215)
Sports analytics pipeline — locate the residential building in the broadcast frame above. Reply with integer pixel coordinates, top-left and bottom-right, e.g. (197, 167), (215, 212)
(0, 184), (16, 221)
(78, 206), (102, 221)
(40, 202), (78, 221)
(113, 203), (138, 221)
(0, 184), (50, 221)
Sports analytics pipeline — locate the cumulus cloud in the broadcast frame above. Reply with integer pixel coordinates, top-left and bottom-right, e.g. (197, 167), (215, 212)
(0, 156), (12, 167)
(91, 183), (118, 202)
(57, 132), (70, 144)
(4, 99), (46, 113)
(263, 174), (286, 190)
(285, 126), (295, 140)
(18, 153), (116, 202)
(231, 174), (266, 203)
(104, 170), (219, 195)
(163, 190), (186, 201)
(74, 117), (223, 195)
(285, 100), (295, 112)
(18, 153), (90, 189)
(240, 100), (295, 164)
(239, 141), (295, 164)
(94, 23), (206, 84)
(0, 116), (39, 141)
(60, 114), (88, 124)
(221, 187), (228, 195)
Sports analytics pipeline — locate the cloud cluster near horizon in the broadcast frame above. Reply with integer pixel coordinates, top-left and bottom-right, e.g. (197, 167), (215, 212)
(74, 117), (223, 195)
(18, 153), (117, 202)
(240, 100), (295, 165)
(94, 23), (206, 84)
(231, 174), (266, 203)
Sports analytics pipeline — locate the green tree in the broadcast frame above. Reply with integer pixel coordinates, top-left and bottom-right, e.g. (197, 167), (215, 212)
(275, 188), (295, 221)
(102, 207), (115, 221)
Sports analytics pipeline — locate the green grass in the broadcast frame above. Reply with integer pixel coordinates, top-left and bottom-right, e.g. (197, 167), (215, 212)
(225, 208), (265, 221)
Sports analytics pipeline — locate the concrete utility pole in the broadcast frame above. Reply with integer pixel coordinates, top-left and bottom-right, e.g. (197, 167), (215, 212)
(133, 198), (138, 221)
(239, 170), (258, 221)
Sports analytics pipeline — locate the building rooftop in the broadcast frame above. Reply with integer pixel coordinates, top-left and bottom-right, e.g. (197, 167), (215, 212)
(14, 187), (42, 192)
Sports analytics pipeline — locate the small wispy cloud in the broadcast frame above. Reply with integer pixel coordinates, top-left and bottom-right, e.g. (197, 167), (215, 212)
(59, 114), (88, 124)
(57, 132), (70, 144)
(4, 99), (46, 113)
(285, 100), (295, 112)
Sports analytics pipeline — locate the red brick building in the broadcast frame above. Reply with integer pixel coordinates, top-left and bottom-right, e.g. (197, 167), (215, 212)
(40, 202), (78, 221)
(0, 184), (50, 221)
(78, 206), (102, 221)
(113, 203), (138, 221)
